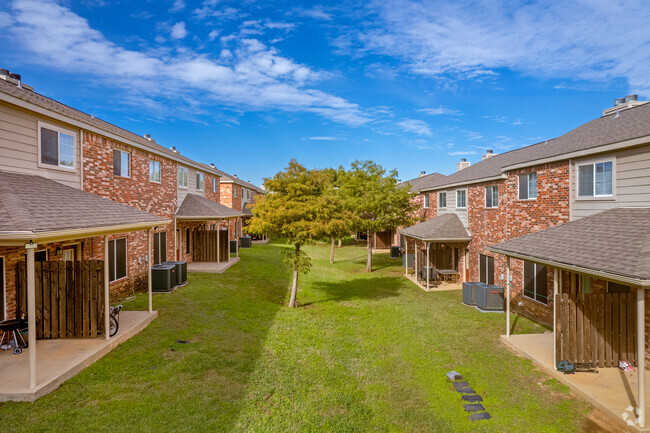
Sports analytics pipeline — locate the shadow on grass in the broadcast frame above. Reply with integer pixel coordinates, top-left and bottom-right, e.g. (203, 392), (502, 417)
(303, 276), (404, 305)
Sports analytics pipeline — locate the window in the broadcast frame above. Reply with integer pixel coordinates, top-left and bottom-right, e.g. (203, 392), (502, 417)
(153, 232), (167, 265)
(424, 193), (430, 208)
(35, 250), (47, 262)
(579, 275), (592, 294)
(185, 228), (191, 254)
(607, 281), (630, 293)
(178, 167), (188, 188)
(112, 149), (130, 177)
(108, 238), (127, 282)
(485, 185), (498, 208)
(439, 192), (447, 208)
(149, 160), (161, 183)
(40, 124), (74, 168)
(212, 178), (217, 193)
(518, 173), (537, 200)
(197, 172), (204, 190)
(523, 261), (547, 304)
(210, 224), (216, 231)
(233, 186), (238, 198)
(456, 189), (466, 208)
(479, 254), (494, 285)
(0, 257), (4, 321)
(578, 161), (613, 197)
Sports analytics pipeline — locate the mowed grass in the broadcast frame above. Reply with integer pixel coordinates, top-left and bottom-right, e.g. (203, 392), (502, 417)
(0, 239), (591, 432)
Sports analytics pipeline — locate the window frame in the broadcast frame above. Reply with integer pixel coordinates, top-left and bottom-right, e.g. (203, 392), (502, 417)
(108, 238), (128, 283)
(576, 158), (615, 199)
(37, 121), (77, 171)
(233, 185), (238, 198)
(196, 172), (204, 190)
(149, 160), (161, 184)
(113, 149), (131, 178)
(485, 185), (499, 208)
(518, 172), (538, 200)
(212, 178), (217, 193)
(178, 166), (189, 189)
(479, 254), (494, 285)
(423, 193), (430, 209)
(438, 191), (447, 208)
(153, 231), (167, 265)
(523, 261), (547, 305)
(456, 189), (467, 209)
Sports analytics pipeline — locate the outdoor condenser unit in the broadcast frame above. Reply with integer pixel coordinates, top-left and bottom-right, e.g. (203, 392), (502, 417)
(152, 264), (176, 292)
(230, 239), (237, 254)
(390, 246), (401, 258)
(476, 284), (505, 311)
(163, 261), (187, 286)
(462, 282), (483, 306)
(240, 236), (252, 248)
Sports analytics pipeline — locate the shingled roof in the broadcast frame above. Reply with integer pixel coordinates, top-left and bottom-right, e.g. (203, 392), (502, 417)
(399, 172), (447, 193)
(175, 194), (243, 220)
(400, 213), (471, 241)
(0, 171), (166, 239)
(489, 207), (650, 284)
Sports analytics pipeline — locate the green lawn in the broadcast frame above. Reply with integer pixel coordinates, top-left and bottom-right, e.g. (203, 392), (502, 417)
(0, 240), (592, 432)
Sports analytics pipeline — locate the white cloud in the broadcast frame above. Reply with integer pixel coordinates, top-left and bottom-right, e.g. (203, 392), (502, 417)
(418, 107), (460, 115)
(448, 150), (477, 156)
(397, 119), (432, 136)
(193, 1), (240, 21)
(306, 136), (336, 141)
(345, 0), (650, 96)
(290, 6), (332, 21)
(3, 0), (369, 126)
(170, 0), (185, 13)
(208, 29), (219, 41)
(170, 21), (187, 39)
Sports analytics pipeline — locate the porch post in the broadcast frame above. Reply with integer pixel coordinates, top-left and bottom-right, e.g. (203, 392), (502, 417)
(147, 229), (152, 314)
(173, 218), (177, 260)
(25, 242), (37, 388)
(415, 240), (418, 283)
(404, 237), (408, 276)
(228, 219), (231, 264)
(426, 242), (430, 290)
(104, 235), (110, 340)
(216, 220), (220, 271)
(553, 268), (559, 369)
(638, 288), (646, 428)
(506, 257), (511, 337)
(236, 218), (239, 259)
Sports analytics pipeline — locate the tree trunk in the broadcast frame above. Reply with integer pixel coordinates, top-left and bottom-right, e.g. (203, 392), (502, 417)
(366, 231), (373, 272)
(338, 238), (342, 248)
(330, 237), (335, 264)
(289, 269), (299, 307)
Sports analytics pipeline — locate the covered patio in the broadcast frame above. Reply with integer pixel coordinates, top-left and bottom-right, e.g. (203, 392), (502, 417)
(400, 213), (470, 291)
(490, 207), (650, 430)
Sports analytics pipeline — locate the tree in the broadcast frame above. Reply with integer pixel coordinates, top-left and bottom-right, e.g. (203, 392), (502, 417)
(339, 160), (416, 272)
(320, 167), (355, 264)
(247, 160), (346, 307)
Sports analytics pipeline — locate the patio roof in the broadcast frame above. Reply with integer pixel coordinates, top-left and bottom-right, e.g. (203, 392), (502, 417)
(489, 207), (650, 286)
(400, 213), (471, 242)
(0, 171), (169, 243)
(175, 193), (243, 220)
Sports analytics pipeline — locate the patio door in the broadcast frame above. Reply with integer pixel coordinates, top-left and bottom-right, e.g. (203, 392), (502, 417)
(479, 254), (494, 284)
(153, 231), (167, 265)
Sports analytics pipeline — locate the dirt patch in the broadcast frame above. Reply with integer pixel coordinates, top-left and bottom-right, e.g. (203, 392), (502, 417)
(581, 408), (636, 433)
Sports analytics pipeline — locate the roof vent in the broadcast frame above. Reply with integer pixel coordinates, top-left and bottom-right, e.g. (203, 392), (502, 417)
(397, 179), (401, 183)
(456, 159), (470, 172)
(614, 98), (626, 106)
(170, 146), (179, 153)
(144, 134), (152, 140)
(625, 95), (638, 102)
(234, 174), (238, 178)
(209, 163), (215, 168)
(482, 149), (496, 160)
(418, 170), (426, 177)
(0, 69), (34, 91)
(603, 95), (648, 116)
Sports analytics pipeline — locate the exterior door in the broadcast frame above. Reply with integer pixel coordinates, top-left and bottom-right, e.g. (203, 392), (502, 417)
(153, 231), (167, 265)
(479, 254), (494, 284)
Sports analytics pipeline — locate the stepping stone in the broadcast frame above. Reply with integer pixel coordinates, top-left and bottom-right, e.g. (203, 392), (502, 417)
(463, 404), (485, 412)
(452, 381), (469, 388)
(446, 371), (463, 381)
(455, 387), (475, 394)
(469, 412), (492, 421)
(462, 395), (483, 402)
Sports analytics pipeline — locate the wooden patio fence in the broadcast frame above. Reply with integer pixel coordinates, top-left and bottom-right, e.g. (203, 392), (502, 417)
(17, 261), (105, 339)
(192, 229), (229, 262)
(555, 293), (636, 367)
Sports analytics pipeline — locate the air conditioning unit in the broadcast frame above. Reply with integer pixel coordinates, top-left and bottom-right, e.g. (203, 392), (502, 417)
(240, 236), (252, 248)
(390, 246), (401, 258)
(230, 240), (237, 254)
(163, 261), (187, 286)
(462, 282), (483, 306)
(476, 284), (505, 311)
(152, 264), (176, 292)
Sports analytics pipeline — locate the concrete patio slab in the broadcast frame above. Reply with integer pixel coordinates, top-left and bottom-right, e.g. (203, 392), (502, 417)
(502, 333), (649, 431)
(187, 257), (240, 274)
(0, 310), (157, 402)
(403, 273), (461, 292)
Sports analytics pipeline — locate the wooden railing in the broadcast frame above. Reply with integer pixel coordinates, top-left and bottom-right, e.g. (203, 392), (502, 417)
(192, 230), (229, 262)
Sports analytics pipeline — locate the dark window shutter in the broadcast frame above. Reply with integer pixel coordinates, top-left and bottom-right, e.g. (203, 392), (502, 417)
(153, 233), (160, 265)
(186, 229), (190, 254)
(485, 187), (491, 207)
(115, 239), (127, 280)
(41, 127), (58, 165)
(113, 150), (121, 176)
(536, 265), (548, 304)
(488, 256), (494, 285)
(519, 175), (528, 199)
(479, 254), (486, 283)
(108, 240), (116, 282)
(523, 261), (535, 299)
(160, 232), (167, 263)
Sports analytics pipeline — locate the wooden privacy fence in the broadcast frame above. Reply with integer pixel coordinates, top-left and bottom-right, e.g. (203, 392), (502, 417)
(193, 229), (229, 262)
(555, 293), (636, 367)
(17, 261), (105, 339)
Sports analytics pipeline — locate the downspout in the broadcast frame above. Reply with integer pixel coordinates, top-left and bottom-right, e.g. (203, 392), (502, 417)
(638, 288), (646, 428)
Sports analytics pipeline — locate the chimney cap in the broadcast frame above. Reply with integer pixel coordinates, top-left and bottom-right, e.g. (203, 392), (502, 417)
(625, 94), (638, 102)
(420, 170), (426, 175)
(0, 69), (9, 76)
(615, 98), (626, 106)
(486, 149), (493, 154)
(461, 158), (466, 162)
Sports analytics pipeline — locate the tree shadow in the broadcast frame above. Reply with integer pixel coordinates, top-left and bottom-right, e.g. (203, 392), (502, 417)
(303, 276), (405, 305)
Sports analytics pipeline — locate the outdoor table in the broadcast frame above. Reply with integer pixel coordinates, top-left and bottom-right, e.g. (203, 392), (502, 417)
(437, 269), (459, 283)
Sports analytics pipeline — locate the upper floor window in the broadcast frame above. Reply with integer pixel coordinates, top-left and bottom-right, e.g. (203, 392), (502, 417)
(518, 172), (537, 200)
(39, 123), (74, 169)
(212, 178), (217, 193)
(578, 161), (613, 197)
(485, 185), (498, 208)
(439, 191), (447, 208)
(197, 172), (204, 190)
(113, 149), (130, 177)
(178, 167), (188, 188)
(456, 189), (466, 208)
(149, 160), (161, 183)
(424, 193), (430, 208)
(234, 185), (238, 198)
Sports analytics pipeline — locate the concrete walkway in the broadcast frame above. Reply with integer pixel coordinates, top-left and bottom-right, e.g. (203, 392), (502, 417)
(187, 257), (240, 274)
(403, 273), (461, 292)
(0, 310), (157, 402)
(502, 333), (649, 431)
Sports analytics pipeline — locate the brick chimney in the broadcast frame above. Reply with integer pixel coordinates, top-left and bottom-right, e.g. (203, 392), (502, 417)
(456, 158), (470, 171)
(482, 149), (496, 160)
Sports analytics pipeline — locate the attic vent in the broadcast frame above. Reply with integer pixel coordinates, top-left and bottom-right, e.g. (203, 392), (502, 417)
(603, 95), (648, 116)
(234, 174), (238, 178)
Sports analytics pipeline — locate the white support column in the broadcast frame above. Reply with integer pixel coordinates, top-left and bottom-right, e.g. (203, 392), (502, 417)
(426, 242), (430, 290)
(404, 238), (408, 276)
(415, 240), (419, 284)
(228, 219), (232, 264)
(553, 268), (559, 368)
(147, 229), (152, 314)
(506, 257), (511, 337)
(638, 288), (646, 428)
(216, 220), (220, 271)
(104, 235), (110, 340)
(25, 242), (37, 388)
(173, 218), (177, 260)
(236, 218), (239, 259)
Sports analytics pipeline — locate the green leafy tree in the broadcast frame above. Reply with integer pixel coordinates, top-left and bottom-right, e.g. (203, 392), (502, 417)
(320, 167), (356, 264)
(247, 160), (345, 307)
(340, 160), (416, 272)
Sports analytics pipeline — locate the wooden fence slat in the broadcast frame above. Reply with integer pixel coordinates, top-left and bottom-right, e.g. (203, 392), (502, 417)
(555, 294), (562, 363)
(619, 294), (627, 364)
(98, 261), (105, 334)
(90, 261), (97, 337)
(627, 292), (636, 366)
(597, 293), (605, 368)
(569, 296), (576, 363)
(590, 295), (598, 365)
(583, 295), (591, 363)
(576, 296), (584, 363)
(57, 261), (65, 338)
(562, 293), (570, 362)
(612, 293), (620, 364)
(604, 294), (612, 367)
(66, 261), (74, 337)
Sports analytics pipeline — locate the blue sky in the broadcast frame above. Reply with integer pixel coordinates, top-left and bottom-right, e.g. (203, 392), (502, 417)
(1, 0), (649, 186)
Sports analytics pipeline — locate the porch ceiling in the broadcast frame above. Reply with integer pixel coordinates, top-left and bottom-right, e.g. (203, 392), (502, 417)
(400, 213), (471, 242)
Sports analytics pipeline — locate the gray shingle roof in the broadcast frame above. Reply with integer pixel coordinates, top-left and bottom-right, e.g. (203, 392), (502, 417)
(0, 171), (165, 234)
(421, 102), (650, 191)
(400, 213), (471, 241)
(220, 174), (266, 194)
(399, 172), (447, 193)
(175, 194), (243, 219)
(489, 207), (650, 281)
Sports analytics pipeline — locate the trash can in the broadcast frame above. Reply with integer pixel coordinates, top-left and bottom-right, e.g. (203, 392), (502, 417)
(390, 246), (401, 258)
(240, 236), (252, 248)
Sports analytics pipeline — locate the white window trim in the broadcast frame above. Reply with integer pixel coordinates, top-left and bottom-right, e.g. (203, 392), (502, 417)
(37, 121), (77, 171)
(485, 185), (499, 208)
(575, 157), (616, 200)
(234, 185), (238, 198)
(423, 193), (430, 209)
(114, 149), (131, 178)
(438, 191), (447, 209)
(517, 172), (538, 201)
(109, 238), (128, 283)
(149, 160), (161, 184)
(197, 172), (205, 190)
(523, 262), (547, 305)
(0, 256), (5, 321)
(178, 166), (189, 189)
(455, 189), (467, 209)
(212, 178), (217, 193)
